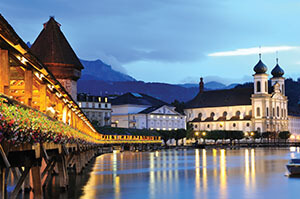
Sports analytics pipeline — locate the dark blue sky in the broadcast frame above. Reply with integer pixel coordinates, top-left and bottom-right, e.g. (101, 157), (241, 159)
(2, 0), (300, 84)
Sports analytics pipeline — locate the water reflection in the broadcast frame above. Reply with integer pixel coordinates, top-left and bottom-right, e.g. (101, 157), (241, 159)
(9, 148), (296, 199)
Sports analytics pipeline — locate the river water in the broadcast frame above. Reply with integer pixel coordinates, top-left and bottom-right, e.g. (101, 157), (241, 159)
(54, 147), (299, 199)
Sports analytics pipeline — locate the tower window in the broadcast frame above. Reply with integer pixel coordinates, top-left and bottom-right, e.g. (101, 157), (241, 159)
(257, 107), (261, 117)
(265, 81), (268, 92)
(210, 112), (215, 118)
(266, 107), (269, 117)
(257, 81), (261, 92)
(273, 108), (275, 117)
(277, 106), (280, 117)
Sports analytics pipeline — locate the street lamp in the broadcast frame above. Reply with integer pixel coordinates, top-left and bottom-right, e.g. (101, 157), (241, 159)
(202, 132), (206, 136)
(250, 132), (254, 136)
(195, 131), (199, 137)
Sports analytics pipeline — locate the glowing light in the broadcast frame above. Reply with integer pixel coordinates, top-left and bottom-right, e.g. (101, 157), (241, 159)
(250, 132), (254, 136)
(202, 132), (206, 136)
(244, 132), (249, 136)
(195, 131), (199, 136)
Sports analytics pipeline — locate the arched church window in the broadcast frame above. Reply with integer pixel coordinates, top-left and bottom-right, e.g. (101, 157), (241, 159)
(198, 113), (202, 119)
(210, 112), (215, 118)
(223, 111), (227, 117)
(265, 81), (268, 92)
(256, 107), (261, 117)
(233, 123), (236, 127)
(257, 81), (261, 92)
(207, 124), (210, 128)
(236, 111), (241, 117)
(277, 106), (280, 117)
(266, 107), (269, 117)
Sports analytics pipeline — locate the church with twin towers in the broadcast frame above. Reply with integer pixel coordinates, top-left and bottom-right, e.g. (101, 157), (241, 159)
(184, 54), (297, 134)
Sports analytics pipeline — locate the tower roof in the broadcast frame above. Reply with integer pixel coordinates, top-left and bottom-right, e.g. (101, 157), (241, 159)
(271, 58), (284, 77)
(253, 59), (267, 74)
(30, 17), (83, 70)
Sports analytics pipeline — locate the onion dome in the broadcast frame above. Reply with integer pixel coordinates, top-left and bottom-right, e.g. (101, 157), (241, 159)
(271, 59), (284, 77)
(253, 59), (267, 74)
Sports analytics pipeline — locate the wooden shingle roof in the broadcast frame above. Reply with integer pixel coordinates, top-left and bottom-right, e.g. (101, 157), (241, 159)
(31, 17), (83, 70)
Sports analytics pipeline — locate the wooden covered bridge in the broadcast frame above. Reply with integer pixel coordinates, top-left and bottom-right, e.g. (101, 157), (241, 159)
(0, 15), (161, 198)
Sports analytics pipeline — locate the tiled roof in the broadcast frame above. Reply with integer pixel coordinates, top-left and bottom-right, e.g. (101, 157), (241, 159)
(185, 87), (253, 108)
(111, 92), (167, 106)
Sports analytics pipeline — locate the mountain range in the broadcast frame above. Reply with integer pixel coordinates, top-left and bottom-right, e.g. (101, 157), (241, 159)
(78, 59), (239, 102)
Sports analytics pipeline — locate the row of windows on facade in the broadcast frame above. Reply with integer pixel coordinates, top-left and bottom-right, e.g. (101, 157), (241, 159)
(149, 115), (182, 119)
(193, 122), (250, 129)
(78, 102), (110, 109)
(85, 112), (110, 118)
(196, 107), (287, 120)
(149, 121), (184, 127)
(257, 107), (287, 118)
(197, 111), (248, 119)
(150, 127), (179, 131)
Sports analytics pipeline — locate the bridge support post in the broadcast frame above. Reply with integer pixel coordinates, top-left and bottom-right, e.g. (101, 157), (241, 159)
(57, 156), (68, 190)
(0, 49), (10, 95)
(0, 168), (6, 199)
(31, 166), (43, 199)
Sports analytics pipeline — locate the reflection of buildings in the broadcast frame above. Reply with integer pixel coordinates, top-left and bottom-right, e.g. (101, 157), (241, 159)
(184, 57), (300, 134)
(77, 93), (111, 126)
(111, 92), (186, 130)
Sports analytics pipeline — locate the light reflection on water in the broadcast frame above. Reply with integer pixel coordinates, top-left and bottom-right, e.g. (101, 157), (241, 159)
(78, 148), (300, 199)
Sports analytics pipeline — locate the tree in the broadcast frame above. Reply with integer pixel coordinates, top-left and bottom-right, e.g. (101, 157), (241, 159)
(173, 129), (187, 146)
(262, 131), (271, 143)
(171, 100), (185, 115)
(278, 131), (291, 143)
(158, 130), (172, 146)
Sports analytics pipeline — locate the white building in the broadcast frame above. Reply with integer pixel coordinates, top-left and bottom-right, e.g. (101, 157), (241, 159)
(185, 56), (295, 134)
(111, 92), (186, 130)
(77, 93), (111, 126)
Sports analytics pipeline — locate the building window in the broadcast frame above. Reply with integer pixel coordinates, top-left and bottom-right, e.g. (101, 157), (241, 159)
(210, 112), (215, 118)
(281, 108), (283, 118)
(195, 125), (198, 128)
(198, 113), (202, 119)
(257, 81), (261, 92)
(246, 123), (250, 127)
(207, 124), (210, 128)
(273, 108), (275, 117)
(233, 123), (236, 127)
(277, 106), (280, 117)
(223, 111), (227, 117)
(236, 111), (241, 117)
(266, 107), (269, 117)
(257, 127), (261, 133)
(257, 107), (260, 117)
(265, 81), (267, 92)
(249, 110), (252, 116)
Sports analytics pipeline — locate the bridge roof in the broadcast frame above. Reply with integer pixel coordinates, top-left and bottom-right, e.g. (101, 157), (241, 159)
(0, 14), (96, 133)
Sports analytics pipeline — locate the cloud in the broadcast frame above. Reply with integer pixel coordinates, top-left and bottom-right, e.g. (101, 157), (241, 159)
(208, 46), (299, 57)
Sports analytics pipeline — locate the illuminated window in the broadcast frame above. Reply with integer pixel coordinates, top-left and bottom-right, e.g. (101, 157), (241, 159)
(156, 128), (160, 130)
(157, 116), (160, 118)
(175, 128), (178, 130)
(163, 128), (166, 130)
(150, 128), (154, 130)
(105, 97), (108, 103)
(169, 116), (172, 119)
(175, 116), (178, 119)
(98, 97), (101, 102)
(163, 116), (166, 118)
(168, 128), (171, 131)
(150, 115), (154, 118)
(78, 102), (82, 107)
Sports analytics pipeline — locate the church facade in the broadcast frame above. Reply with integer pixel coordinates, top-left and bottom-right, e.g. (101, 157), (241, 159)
(184, 56), (289, 134)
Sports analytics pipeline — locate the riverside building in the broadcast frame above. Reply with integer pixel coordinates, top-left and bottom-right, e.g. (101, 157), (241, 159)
(111, 92), (186, 130)
(77, 93), (112, 126)
(185, 55), (294, 134)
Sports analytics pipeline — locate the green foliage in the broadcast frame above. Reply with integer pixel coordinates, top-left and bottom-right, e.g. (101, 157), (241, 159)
(262, 131), (271, 139)
(278, 131), (291, 140)
(171, 100), (185, 115)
